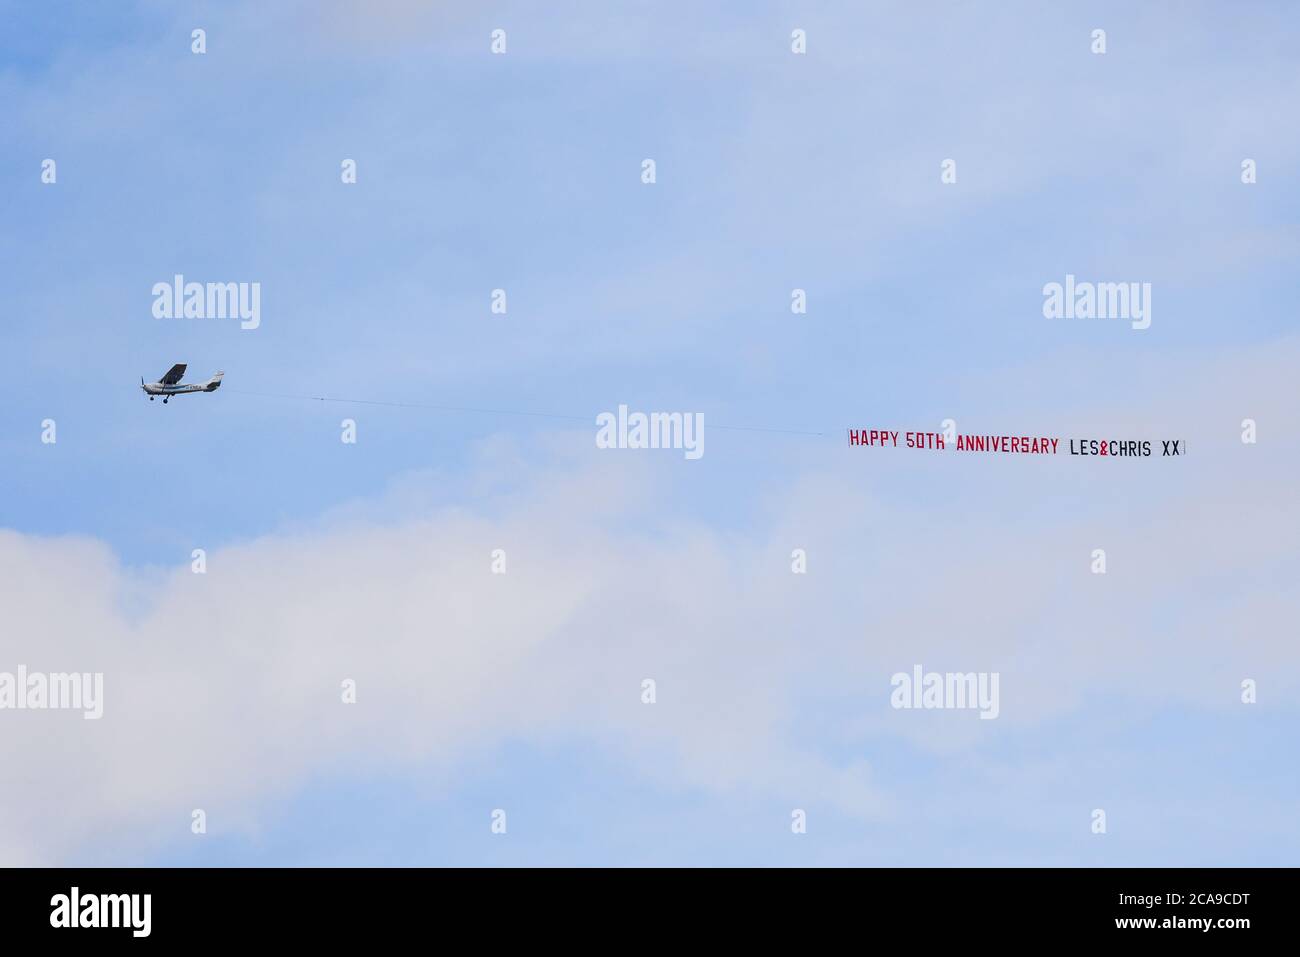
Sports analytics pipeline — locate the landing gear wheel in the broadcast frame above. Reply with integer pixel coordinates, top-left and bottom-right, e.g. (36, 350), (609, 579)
(163, 397), (168, 404)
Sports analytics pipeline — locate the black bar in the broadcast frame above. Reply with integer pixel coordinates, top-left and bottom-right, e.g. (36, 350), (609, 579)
(0, 867), (1282, 943)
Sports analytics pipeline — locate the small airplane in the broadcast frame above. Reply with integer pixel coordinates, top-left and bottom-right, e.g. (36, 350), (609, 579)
(141, 364), (224, 403)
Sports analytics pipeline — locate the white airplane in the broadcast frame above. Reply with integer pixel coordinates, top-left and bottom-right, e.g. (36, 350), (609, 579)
(141, 364), (224, 403)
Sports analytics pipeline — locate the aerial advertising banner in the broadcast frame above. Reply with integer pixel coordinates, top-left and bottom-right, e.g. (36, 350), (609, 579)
(847, 429), (1185, 458)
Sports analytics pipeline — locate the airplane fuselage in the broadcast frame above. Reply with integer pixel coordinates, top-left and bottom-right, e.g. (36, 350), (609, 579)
(142, 381), (216, 396)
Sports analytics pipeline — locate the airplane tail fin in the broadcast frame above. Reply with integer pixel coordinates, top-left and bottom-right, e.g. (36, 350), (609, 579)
(206, 371), (225, 391)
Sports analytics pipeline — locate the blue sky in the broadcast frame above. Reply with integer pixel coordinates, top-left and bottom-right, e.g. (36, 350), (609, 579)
(1, 0), (1297, 865)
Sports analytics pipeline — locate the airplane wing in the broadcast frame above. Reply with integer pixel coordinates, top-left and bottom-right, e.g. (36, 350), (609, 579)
(160, 363), (187, 385)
